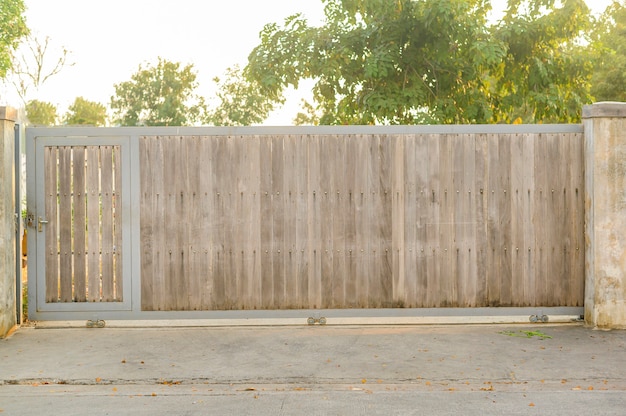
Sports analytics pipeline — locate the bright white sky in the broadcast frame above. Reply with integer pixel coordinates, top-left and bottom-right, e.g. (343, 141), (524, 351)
(0, 0), (615, 125)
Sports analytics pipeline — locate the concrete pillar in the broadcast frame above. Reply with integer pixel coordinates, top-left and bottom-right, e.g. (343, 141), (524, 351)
(0, 107), (16, 338)
(583, 102), (626, 329)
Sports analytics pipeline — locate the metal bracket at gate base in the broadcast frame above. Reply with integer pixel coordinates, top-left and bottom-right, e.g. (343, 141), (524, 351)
(307, 317), (327, 325)
(86, 319), (106, 328)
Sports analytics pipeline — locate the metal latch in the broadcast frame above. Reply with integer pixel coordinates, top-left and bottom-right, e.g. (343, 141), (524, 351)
(38, 216), (48, 232)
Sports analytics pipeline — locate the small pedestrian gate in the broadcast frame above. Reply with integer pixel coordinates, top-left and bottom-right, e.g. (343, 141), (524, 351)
(26, 126), (585, 321)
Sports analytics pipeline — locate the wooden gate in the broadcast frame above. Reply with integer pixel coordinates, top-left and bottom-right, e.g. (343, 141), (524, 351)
(27, 126), (585, 321)
(27, 136), (132, 317)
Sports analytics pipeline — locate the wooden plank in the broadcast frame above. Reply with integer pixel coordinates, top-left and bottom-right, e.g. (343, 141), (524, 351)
(307, 135), (322, 309)
(509, 134), (525, 305)
(534, 134), (549, 306)
(367, 135), (382, 307)
(438, 134), (455, 306)
(86, 146), (101, 302)
(498, 134), (512, 306)
(486, 134), (501, 306)
(187, 136), (202, 310)
(403, 134), (418, 307)
(331, 134), (346, 308)
(271, 135), (285, 308)
(259, 135), (273, 308)
(473, 134), (488, 306)
(452, 134), (466, 306)
(295, 134), (310, 308)
(44, 147), (59, 302)
(247, 135), (262, 309)
(200, 136), (220, 310)
(413, 134), (429, 307)
(139, 138), (154, 309)
(522, 133), (536, 306)
(392, 135), (405, 306)
(548, 133), (566, 306)
(320, 135), (334, 308)
(354, 135), (369, 308)
(212, 136), (227, 309)
(58, 147), (72, 302)
(425, 134), (441, 307)
(100, 146), (114, 302)
(344, 135), (358, 308)
(72, 147), (87, 302)
(379, 135), (393, 307)
(113, 145), (123, 301)
(572, 133), (585, 305)
(283, 134), (298, 308)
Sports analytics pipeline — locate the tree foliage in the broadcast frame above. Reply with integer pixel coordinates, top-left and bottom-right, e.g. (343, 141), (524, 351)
(246, 0), (594, 124)
(110, 57), (206, 126)
(64, 96), (107, 126)
(25, 99), (57, 126)
(591, 1), (626, 102)
(206, 65), (280, 126)
(0, 0), (28, 79)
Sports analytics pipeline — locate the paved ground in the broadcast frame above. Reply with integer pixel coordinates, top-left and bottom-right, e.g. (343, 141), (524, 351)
(1, 323), (625, 415)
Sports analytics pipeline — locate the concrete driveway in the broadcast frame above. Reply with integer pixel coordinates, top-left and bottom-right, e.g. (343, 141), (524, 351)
(1, 323), (625, 415)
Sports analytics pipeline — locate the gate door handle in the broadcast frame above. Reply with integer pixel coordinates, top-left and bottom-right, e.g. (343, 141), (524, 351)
(38, 217), (49, 232)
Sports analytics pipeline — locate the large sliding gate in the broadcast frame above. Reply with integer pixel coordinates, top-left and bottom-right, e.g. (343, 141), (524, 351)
(27, 126), (585, 321)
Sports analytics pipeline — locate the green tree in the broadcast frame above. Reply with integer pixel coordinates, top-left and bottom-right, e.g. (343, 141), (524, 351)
(492, 0), (593, 123)
(64, 96), (107, 126)
(246, 0), (594, 124)
(0, 0), (28, 79)
(591, 1), (626, 102)
(206, 65), (280, 126)
(110, 57), (206, 126)
(25, 99), (57, 125)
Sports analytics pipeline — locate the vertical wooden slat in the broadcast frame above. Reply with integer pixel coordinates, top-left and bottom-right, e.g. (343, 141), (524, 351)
(572, 133), (585, 305)
(392, 135), (405, 306)
(45, 147), (59, 302)
(283, 135), (298, 308)
(295, 134), (309, 308)
(520, 134), (538, 306)
(438, 134), (455, 306)
(499, 134), (512, 306)
(486, 134), (501, 306)
(425, 134), (441, 307)
(248, 136), (262, 309)
(271, 135), (285, 308)
(331, 135), (346, 308)
(140, 138), (154, 309)
(86, 146), (101, 301)
(344, 135), (357, 308)
(355, 135), (369, 308)
(100, 146), (114, 302)
(379, 135), (393, 307)
(259, 135), (273, 308)
(73, 147), (87, 301)
(534, 134), (549, 306)
(413, 134), (429, 307)
(320, 135), (333, 308)
(367, 135), (382, 307)
(113, 145), (122, 301)
(199, 137), (215, 310)
(403, 135), (418, 307)
(510, 134), (526, 305)
(308, 135), (322, 309)
(58, 147), (72, 302)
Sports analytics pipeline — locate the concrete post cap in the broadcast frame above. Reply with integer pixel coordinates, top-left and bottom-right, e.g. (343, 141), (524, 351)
(0, 106), (17, 122)
(583, 102), (626, 119)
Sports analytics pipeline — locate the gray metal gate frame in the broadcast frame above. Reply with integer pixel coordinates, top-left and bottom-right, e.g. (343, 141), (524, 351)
(26, 125), (584, 322)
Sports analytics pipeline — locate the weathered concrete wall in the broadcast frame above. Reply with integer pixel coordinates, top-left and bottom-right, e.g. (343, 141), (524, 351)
(0, 107), (16, 338)
(584, 102), (626, 329)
